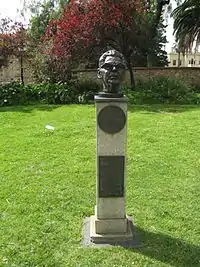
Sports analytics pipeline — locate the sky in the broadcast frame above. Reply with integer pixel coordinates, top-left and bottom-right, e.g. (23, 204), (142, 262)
(0, 0), (176, 53)
(0, 0), (23, 21)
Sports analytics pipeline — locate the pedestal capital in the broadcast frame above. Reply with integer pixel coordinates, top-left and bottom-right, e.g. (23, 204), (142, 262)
(94, 95), (128, 103)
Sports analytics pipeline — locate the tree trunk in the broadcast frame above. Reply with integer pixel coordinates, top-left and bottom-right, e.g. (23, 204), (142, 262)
(182, 52), (185, 66)
(127, 59), (135, 90)
(147, 53), (153, 67)
(20, 54), (24, 86)
(178, 51), (181, 67)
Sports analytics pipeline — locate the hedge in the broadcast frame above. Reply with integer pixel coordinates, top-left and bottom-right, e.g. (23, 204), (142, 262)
(1, 77), (200, 106)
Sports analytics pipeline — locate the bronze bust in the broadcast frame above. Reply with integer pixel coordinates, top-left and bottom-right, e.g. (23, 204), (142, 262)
(97, 50), (126, 97)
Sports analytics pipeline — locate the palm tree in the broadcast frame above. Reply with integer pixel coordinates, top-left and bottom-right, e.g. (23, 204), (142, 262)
(173, 34), (193, 66)
(172, 0), (200, 51)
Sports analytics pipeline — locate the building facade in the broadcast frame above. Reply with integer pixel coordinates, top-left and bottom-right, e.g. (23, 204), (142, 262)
(168, 48), (200, 67)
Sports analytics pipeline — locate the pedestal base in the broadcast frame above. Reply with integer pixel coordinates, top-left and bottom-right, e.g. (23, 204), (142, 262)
(82, 216), (140, 248)
(94, 215), (127, 234)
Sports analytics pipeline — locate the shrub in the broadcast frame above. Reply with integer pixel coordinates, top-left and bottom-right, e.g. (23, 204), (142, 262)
(0, 80), (101, 106)
(29, 49), (73, 84)
(74, 79), (101, 103)
(1, 77), (200, 106)
(0, 83), (25, 106)
(74, 79), (101, 94)
(123, 76), (198, 104)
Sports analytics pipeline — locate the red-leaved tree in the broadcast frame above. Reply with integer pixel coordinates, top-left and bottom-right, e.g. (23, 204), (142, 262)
(43, 0), (144, 88)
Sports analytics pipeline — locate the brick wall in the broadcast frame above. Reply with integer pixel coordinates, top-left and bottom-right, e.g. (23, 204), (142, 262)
(1, 55), (200, 86)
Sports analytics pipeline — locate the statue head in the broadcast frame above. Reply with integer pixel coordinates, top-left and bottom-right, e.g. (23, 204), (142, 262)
(97, 50), (126, 95)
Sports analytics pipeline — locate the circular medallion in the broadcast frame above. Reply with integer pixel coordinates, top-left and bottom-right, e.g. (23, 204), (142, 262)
(98, 105), (126, 134)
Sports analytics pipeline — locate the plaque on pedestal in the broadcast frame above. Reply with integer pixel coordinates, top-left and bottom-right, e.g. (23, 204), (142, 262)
(98, 155), (124, 198)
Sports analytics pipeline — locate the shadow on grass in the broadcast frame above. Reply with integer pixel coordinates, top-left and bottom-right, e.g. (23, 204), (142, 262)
(128, 104), (200, 114)
(132, 226), (200, 267)
(0, 105), (62, 113)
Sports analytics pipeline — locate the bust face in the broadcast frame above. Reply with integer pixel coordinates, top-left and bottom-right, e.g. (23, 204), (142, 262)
(98, 51), (126, 93)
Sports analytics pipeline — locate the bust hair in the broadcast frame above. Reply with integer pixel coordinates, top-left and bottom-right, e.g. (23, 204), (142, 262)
(98, 50), (126, 69)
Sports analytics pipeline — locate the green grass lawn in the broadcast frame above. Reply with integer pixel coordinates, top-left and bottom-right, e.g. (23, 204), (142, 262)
(0, 104), (200, 267)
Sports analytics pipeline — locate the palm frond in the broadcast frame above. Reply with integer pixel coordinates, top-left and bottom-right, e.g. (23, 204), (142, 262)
(172, 0), (200, 50)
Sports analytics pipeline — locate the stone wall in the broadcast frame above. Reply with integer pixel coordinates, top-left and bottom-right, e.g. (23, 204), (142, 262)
(0, 56), (33, 85)
(73, 67), (200, 87)
(1, 56), (200, 87)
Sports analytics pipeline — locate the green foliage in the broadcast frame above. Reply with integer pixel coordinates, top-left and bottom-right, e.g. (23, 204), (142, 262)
(123, 76), (199, 104)
(172, 0), (200, 51)
(74, 79), (101, 103)
(147, 22), (169, 67)
(135, 17), (169, 67)
(0, 83), (26, 106)
(27, 1), (69, 83)
(30, 52), (73, 83)
(0, 80), (101, 106)
(74, 79), (101, 95)
(1, 77), (200, 106)
(28, 0), (56, 42)
(0, 82), (77, 105)
(136, 1), (170, 68)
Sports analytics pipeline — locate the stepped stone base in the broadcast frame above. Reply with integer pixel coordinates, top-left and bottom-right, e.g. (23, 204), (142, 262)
(82, 216), (140, 248)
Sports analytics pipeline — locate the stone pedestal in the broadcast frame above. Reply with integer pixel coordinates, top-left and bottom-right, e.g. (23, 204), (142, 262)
(87, 95), (135, 245)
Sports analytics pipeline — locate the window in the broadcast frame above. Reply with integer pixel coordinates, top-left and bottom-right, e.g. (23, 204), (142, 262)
(173, 60), (176, 66)
(179, 60), (182, 66)
(191, 59), (194, 65)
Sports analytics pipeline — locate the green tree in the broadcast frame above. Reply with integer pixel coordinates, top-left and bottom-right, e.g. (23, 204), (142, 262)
(143, 0), (170, 67)
(172, 0), (200, 51)
(23, 0), (74, 83)
(27, 0), (65, 82)
(148, 22), (168, 67)
(28, 0), (56, 42)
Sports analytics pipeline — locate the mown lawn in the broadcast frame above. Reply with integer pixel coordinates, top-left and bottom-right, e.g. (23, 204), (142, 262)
(0, 104), (200, 267)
